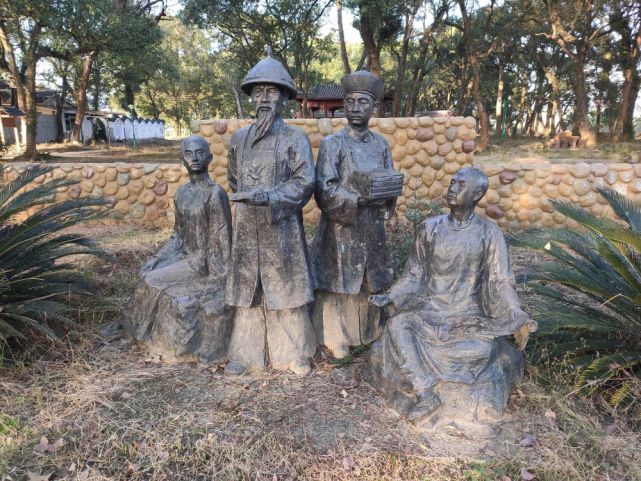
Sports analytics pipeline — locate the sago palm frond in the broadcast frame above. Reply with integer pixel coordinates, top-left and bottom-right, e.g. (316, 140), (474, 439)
(513, 187), (641, 410)
(0, 164), (111, 351)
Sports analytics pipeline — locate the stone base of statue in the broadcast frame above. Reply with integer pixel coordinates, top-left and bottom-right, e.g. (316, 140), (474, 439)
(365, 327), (524, 431)
(312, 288), (382, 357)
(128, 263), (233, 364)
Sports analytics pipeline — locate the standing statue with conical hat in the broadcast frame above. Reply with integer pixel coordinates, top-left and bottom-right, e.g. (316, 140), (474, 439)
(224, 49), (317, 376)
(310, 70), (402, 358)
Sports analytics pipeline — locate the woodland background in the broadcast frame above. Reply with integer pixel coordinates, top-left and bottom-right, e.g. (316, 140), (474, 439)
(1, 0), (640, 159)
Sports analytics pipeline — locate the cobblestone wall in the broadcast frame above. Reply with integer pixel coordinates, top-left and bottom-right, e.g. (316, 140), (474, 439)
(3, 117), (636, 228)
(475, 161), (640, 229)
(190, 116), (477, 222)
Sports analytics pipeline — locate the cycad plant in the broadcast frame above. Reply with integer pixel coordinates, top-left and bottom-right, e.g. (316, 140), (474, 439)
(512, 187), (641, 410)
(0, 164), (110, 353)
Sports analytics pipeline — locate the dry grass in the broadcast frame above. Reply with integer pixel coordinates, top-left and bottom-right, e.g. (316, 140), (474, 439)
(1, 224), (640, 481)
(10, 139), (181, 164)
(475, 138), (641, 164)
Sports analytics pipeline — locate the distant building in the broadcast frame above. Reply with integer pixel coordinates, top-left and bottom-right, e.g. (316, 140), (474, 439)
(295, 82), (394, 118)
(1, 83), (165, 149)
(0, 80), (25, 150)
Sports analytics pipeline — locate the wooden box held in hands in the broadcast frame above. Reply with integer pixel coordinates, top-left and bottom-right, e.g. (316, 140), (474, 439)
(351, 169), (404, 201)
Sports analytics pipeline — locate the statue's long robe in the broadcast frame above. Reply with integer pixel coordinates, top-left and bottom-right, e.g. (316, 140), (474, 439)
(310, 129), (397, 353)
(367, 214), (525, 414)
(311, 128), (396, 295)
(128, 180), (233, 363)
(225, 118), (315, 310)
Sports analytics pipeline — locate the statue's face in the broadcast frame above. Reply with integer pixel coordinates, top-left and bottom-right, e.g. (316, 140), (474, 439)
(344, 92), (376, 127)
(181, 138), (212, 174)
(446, 170), (484, 208)
(251, 83), (286, 116)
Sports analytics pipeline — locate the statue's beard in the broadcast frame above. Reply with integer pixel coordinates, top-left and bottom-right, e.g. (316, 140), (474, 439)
(253, 106), (277, 145)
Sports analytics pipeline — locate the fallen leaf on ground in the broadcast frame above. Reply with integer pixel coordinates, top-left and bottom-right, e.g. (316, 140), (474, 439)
(26, 472), (51, 481)
(34, 437), (49, 453)
(342, 457), (362, 476)
(519, 432), (537, 448)
(544, 409), (556, 419)
(77, 469), (90, 481)
(51, 438), (65, 450)
(340, 389), (348, 398)
(521, 468), (536, 480)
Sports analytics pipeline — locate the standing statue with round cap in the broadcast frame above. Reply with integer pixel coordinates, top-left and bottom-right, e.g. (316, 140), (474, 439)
(310, 70), (401, 358)
(224, 48), (317, 376)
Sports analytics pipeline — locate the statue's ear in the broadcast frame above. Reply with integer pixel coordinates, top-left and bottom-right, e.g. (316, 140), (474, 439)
(473, 188), (484, 202)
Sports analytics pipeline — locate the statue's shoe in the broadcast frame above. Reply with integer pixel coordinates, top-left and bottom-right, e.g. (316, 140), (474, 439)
(224, 361), (248, 376)
(409, 391), (442, 422)
(290, 358), (312, 376)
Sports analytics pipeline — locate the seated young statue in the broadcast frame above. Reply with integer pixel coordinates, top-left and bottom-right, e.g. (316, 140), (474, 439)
(127, 135), (233, 363)
(366, 167), (537, 429)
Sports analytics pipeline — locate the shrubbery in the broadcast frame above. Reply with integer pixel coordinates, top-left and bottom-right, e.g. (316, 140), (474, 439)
(0, 165), (110, 355)
(512, 188), (641, 411)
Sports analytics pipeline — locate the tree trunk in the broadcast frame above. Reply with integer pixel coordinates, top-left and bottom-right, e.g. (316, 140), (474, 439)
(543, 100), (554, 137)
(542, 67), (565, 132)
(393, 8), (416, 116)
(612, 25), (641, 142)
(124, 83), (135, 109)
(302, 65), (310, 118)
(23, 23), (42, 160)
(336, 0), (351, 75)
(72, 51), (97, 143)
(458, 0), (487, 151)
(93, 66), (101, 111)
(494, 58), (504, 139)
(55, 75), (69, 143)
(0, 22), (26, 113)
(358, 6), (381, 76)
(623, 75), (639, 141)
(572, 59), (596, 146)
(233, 85), (244, 119)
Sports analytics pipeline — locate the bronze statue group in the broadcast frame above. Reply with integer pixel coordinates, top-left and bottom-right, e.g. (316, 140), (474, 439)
(127, 53), (536, 430)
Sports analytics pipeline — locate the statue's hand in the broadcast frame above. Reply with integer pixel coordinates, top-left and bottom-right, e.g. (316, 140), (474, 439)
(248, 189), (269, 206)
(512, 310), (537, 350)
(358, 197), (386, 207)
(141, 256), (158, 273)
(369, 293), (392, 307)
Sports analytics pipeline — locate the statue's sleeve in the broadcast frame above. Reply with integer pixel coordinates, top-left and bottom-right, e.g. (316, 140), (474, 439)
(266, 133), (315, 224)
(382, 140), (397, 221)
(227, 135), (239, 193)
(207, 187), (233, 278)
(140, 197), (182, 274)
(315, 137), (359, 225)
(388, 220), (430, 309)
(481, 224), (526, 331)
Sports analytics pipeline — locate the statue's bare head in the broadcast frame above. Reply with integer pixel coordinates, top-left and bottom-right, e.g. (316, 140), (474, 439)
(446, 168), (489, 209)
(344, 92), (377, 128)
(181, 135), (212, 174)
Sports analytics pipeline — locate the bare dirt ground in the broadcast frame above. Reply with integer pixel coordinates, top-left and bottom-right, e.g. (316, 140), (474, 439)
(1, 140), (182, 164)
(1, 224), (641, 481)
(474, 138), (641, 164)
(4, 137), (640, 166)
